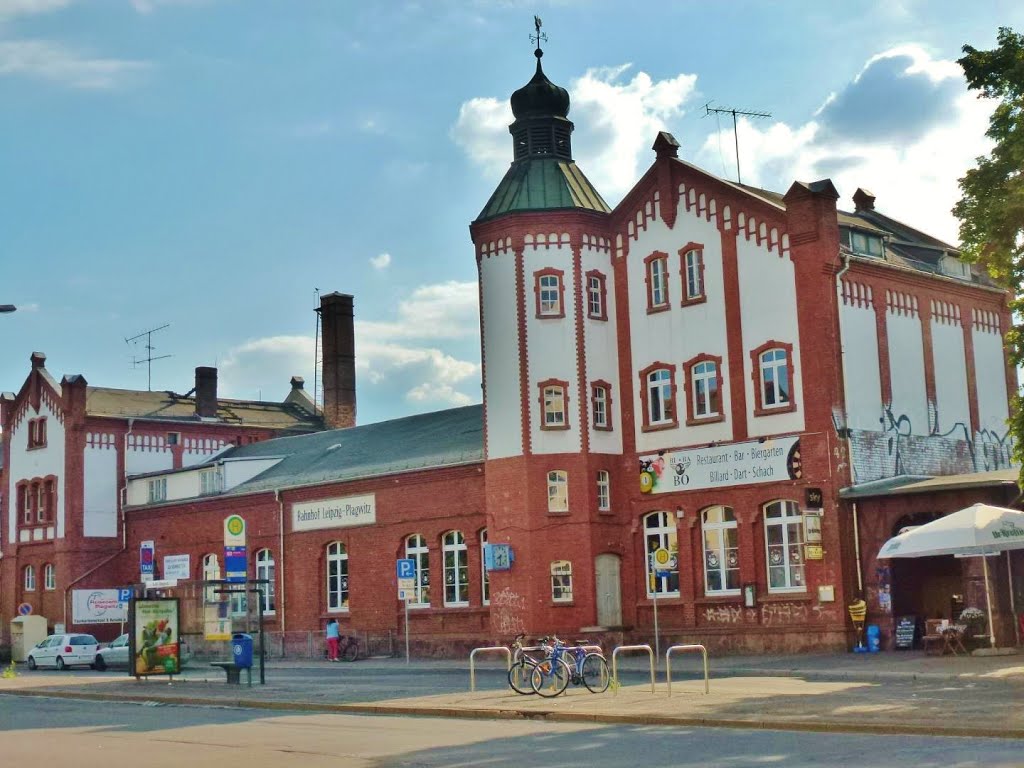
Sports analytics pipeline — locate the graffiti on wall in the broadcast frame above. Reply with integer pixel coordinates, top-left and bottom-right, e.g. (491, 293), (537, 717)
(701, 602), (839, 626)
(490, 587), (526, 636)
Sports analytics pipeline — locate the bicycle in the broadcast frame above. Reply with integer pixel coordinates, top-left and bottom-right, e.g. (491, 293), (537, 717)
(507, 634), (551, 695)
(325, 635), (361, 662)
(564, 640), (609, 693)
(528, 636), (575, 698)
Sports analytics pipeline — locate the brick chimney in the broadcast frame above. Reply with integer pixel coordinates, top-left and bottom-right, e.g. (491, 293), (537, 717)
(853, 187), (876, 212)
(195, 366), (218, 418)
(319, 292), (356, 429)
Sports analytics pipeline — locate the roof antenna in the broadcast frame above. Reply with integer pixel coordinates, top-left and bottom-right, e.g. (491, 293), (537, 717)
(125, 323), (172, 391)
(703, 102), (772, 185)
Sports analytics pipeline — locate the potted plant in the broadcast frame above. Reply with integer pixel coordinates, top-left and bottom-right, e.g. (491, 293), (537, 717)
(959, 607), (987, 645)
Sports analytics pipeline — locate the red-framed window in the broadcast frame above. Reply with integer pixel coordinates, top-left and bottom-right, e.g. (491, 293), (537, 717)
(683, 353), (724, 425)
(679, 243), (706, 306)
(638, 362), (678, 431)
(750, 340), (797, 416)
(585, 270), (608, 320)
(534, 268), (566, 318)
(590, 380), (613, 431)
(644, 251), (670, 313)
(538, 378), (570, 430)
(27, 417), (47, 449)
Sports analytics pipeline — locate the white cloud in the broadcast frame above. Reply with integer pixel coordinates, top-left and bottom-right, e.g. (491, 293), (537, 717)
(0, 0), (72, 20)
(356, 280), (479, 340)
(452, 64), (697, 202)
(0, 39), (147, 89)
(369, 252), (392, 270)
(697, 46), (991, 243)
(130, 0), (209, 13)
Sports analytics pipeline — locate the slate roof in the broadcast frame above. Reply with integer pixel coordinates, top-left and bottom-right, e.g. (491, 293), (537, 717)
(476, 158), (610, 222)
(86, 387), (323, 433)
(840, 469), (1020, 499)
(212, 404), (484, 496)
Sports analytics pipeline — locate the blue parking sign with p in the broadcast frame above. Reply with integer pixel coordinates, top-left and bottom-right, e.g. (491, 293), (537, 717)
(397, 559), (416, 580)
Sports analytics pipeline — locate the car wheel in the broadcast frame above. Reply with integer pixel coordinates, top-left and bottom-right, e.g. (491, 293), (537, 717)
(27, 656), (37, 671)
(93, 655), (107, 672)
(55, 656), (66, 671)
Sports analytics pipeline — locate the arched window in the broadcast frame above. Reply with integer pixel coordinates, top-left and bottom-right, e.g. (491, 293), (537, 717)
(643, 511), (678, 596)
(547, 470), (568, 512)
(202, 554), (220, 603)
(255, 548), (276, 614)
(443, 530), (469, 607)
(639, 364), (677, 430)
(764, 500), (805, 592)
(759, 348), (791, 408)
(23, 564), (36, 591)
(683, 248), (705, 302)
(645, 251), (670, 310)
(702, 506), (740, 594)
(326, 542), (349, 612)
(405, 534), (430, 608)
(43, 563), (55, 591)
(480, 529), (490, 606)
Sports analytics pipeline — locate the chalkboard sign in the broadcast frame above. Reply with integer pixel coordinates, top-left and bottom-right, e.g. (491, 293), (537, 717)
(895, 615), (917, 650)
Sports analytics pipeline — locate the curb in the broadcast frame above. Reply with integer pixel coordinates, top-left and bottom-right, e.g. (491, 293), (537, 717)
(3, 687), (1024, 741)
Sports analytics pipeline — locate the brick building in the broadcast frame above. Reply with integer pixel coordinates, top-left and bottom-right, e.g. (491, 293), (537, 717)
(3, 45), (1017, 655)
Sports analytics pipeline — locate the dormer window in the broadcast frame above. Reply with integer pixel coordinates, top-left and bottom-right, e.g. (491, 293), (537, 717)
(941, 255), (971, 280)
(148, 477), (167, 504)
(842, 228), (883, 257)
(200, 469), (222, 496)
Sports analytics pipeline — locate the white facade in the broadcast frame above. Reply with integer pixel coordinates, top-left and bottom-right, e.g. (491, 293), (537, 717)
(930, 310), (970, 434)
(839, 281), (883, 430)
(973, 315), (1011, 435)
(885, 301), (929, 435)
(6, 389), (65, 544)
(581, 235), (622, 455)
(480, 239), (521, 460)
(84, 432), (118, 537)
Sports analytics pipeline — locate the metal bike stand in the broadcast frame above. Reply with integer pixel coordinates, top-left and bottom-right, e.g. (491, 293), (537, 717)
(665, 644), (709, 696)
(469, 646), (512, 692)
(611, 644), (655, 695)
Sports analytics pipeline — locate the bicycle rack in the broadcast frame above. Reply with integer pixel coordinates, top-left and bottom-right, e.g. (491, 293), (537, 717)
(469, 646), (512, 692)
(665, 644), (709, 696)
(611, 644), (655, 694)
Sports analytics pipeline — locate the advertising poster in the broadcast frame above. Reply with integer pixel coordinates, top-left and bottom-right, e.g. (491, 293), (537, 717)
(204, 601), (232, 641)
(132, 598), (181, 676)
(71, 589), (128, 624)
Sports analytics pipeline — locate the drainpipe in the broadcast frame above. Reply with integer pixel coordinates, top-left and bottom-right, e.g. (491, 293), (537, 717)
(276, 489), (286, 632)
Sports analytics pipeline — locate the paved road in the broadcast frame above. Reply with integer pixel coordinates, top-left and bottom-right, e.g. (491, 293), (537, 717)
(3, 694), (1022, 767)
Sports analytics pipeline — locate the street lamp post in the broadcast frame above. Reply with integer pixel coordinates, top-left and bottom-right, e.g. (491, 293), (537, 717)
(0, 305), (16, 313)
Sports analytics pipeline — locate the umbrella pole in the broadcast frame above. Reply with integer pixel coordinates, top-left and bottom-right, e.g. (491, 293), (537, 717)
(983, 555), (996, 648)
(1008, 551), (1020, 647)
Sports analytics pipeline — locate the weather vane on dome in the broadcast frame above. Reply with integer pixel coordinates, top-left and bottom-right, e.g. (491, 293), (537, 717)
(530, 15), (547, 57)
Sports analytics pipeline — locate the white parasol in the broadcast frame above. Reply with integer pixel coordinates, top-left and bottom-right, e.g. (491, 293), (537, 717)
(878, 503), (1024, 648)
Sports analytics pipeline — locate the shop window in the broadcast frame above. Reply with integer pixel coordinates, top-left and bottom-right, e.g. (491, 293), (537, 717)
(680, 246), (706, 305)
(644, 251), (670, 312)
(405, 534), (430, 607)
(539, 379), (570, 430)
(534, 268), (566, 318)
(683, 353), (724, 425)
(255, 548), (276, 614)
(702, 506), (740, 595)
(442, 530), (469, 607)
(591, 381), (613, 431)
(551, 561), (573, 602)
(547, 470), (568, 512)
(596, 470), (610, 511)
(643, 511), (679, 596)
(586, 270), (608, 320)
(764, 500), (806, 592)
(751, 340), (797, 416)
(326, 541), (349, 612)
(639, 363), (678, 431)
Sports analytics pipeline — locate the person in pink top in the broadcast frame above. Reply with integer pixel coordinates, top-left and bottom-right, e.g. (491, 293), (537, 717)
(325, 619), (340, 661)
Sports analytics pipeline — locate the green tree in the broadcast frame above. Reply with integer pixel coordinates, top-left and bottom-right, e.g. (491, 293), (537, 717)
(953, 27), (1024, 472)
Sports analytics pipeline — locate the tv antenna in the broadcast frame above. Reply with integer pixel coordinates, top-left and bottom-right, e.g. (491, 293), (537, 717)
(125, 323), (172, 391)
(703, 103), (772, 185)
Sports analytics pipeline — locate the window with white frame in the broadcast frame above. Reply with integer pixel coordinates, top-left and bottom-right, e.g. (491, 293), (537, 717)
(24, 565), (36, 591)
(702, 506), (740, 594)
(203, 553), (221, 603)
(255, 548), (276, 613)
(691, 359), (720, 418)
(148, 477), (167, 503)
(547, 470), (568, 512)
(764, 500), (805, 591)
(36, 484), (46, 522)
(405, 534), (430, 607)
(683, 248), (704, 300)
(759, 348), (791, 408)
(326, 541), (349, 612)
(596, 470), (610, 511)
(647, 253), (669, 309)
(591, 382), (611, 430)
(643, 511), (679, 596)
(537, 271), (563, 316)
(200, 469), (221, 496)
(586, 271), (607, 320)
(551, 560), (573, 602)
(21, 484), (31, 523)
(646, 368), (674, 426)
(480, 529), (490, 606)
(442, 530), (469, 607)
(43, 563), (55, 591)
(540, 381), (567, 429)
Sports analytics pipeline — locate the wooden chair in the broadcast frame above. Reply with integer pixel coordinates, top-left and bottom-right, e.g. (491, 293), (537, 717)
(922, 619), (945, 654)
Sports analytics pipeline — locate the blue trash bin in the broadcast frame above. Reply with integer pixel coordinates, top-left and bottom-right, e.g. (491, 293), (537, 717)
(232, 633), (253, 668)
(867, 624), (881, 653)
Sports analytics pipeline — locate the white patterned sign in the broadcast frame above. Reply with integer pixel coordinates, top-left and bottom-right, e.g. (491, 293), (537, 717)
(292, 494), (376, 532)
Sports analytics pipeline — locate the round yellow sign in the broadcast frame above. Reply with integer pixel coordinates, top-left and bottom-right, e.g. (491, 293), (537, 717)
(653, 547), (672, 566)
(226, 515), (245, 536)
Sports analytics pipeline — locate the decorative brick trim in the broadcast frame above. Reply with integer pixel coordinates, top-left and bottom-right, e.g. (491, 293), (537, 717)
(638, 361), (678, 432)
(885, 289), (919, 318)
(719, 224), (749, 439)
(840, 279), (873, 309)
(584, 269), (609, 320)
(515, 248), (531, 455)
(537, 378), (571, 431)
(590, 380), (614, 431)
(749, 340), (798, 417)
(678, 242), (707, 307)
(573, 245), (590, 454)
(533, 266), (566, 319)
(643, 250), (671, 314)
(682, 353), (726, 426)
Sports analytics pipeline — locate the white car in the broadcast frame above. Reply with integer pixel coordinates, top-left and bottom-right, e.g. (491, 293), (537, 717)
(93, 632), (193, 671)
(26, 633), (99, 670)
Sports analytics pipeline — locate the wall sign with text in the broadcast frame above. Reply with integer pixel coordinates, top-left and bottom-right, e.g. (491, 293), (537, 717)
(639, 436), (802, 494)
(292, 494), (376, 532)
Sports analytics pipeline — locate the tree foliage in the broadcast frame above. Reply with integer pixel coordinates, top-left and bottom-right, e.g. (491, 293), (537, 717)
(953, 27), (1024, 472)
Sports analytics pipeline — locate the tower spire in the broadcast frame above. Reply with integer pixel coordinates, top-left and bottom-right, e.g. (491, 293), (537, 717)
(530, 15), (547, 59)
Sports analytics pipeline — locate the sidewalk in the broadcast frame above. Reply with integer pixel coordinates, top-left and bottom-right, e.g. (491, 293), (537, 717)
(2, 650), (1023, 739)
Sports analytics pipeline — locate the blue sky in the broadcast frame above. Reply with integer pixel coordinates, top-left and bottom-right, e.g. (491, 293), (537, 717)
(1, 0), (1020, 425)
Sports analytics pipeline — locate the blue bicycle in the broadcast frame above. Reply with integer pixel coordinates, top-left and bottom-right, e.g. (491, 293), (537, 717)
(530, 636), (608, 697)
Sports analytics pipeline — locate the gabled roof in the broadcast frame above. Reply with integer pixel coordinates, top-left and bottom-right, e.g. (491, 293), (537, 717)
(86, 387), (323, 433)
(476, 158), (610, 222)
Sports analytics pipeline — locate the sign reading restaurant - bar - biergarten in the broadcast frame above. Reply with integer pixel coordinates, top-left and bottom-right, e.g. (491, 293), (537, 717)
(639, 435), (802, 494)
(292, 494), (376, 532)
